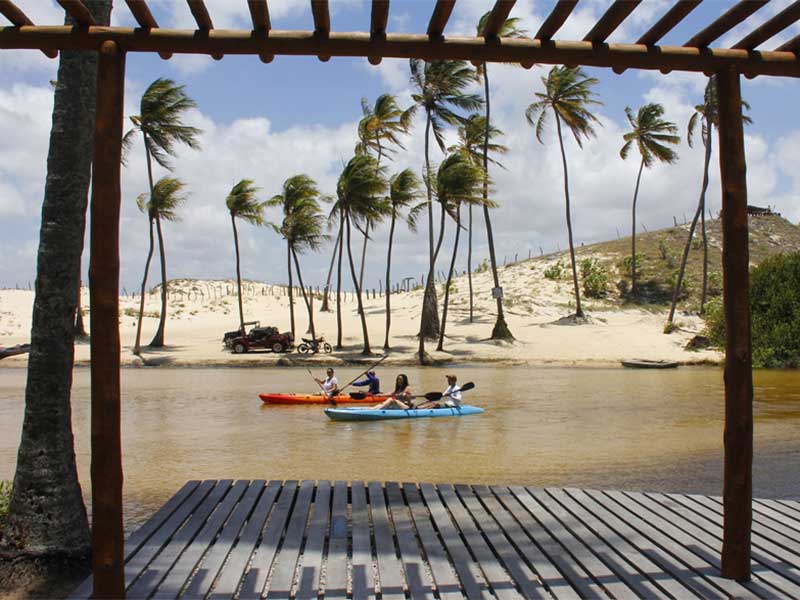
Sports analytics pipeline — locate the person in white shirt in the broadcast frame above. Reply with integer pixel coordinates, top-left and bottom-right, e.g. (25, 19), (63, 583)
(315, 368), (339, 399)
(442, 374), (462, 407)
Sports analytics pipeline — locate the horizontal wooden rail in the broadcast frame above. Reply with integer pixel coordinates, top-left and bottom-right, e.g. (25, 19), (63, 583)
(1, 27), (799, 77)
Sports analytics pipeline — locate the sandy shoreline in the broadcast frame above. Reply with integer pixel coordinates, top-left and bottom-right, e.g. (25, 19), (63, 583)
(0, 253), (723, 370)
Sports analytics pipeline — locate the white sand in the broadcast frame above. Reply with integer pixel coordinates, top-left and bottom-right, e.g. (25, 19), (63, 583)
(0, 250), (721, 368)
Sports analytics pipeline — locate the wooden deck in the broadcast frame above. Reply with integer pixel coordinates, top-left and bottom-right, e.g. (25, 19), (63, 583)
(70, 480), (800, 599)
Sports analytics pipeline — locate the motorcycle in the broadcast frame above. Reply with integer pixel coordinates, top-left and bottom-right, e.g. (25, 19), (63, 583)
(297, 335), (333, 354)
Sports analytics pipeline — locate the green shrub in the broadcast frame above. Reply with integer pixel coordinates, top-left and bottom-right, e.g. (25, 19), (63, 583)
(667, 269), (691, 300)
(580, 258), (609, 298)
(0, 480), (10, 527)
(544, 260), (566, 281)
(619, 254), (644, 278)
(702, 253), (800, 367)
(707, 271), (722, 296)
(658, 240), (677, 268)
(475, 259), (490, 274)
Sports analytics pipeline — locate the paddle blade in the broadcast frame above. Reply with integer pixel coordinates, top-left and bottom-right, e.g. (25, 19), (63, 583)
(349, 392), (367, 400)
(459, 382), (475, 392)
(424, 392), (443, 401)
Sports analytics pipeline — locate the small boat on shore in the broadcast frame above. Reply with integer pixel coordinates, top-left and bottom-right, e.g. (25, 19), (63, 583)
(325, 405), (484, 421)
(621, 359), (679, 369)
(259, 392), (389, 405)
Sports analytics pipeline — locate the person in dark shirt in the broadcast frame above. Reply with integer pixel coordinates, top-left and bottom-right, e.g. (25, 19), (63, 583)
(352, 370), (380, 395)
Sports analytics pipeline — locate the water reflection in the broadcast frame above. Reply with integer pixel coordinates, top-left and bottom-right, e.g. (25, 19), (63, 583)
(1, 365), (798, 531)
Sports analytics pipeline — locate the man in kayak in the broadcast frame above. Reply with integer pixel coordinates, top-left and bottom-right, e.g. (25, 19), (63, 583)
(352, 370), (380, 395)
(417, 374), (462, 409)
(315, 368), (339, 399)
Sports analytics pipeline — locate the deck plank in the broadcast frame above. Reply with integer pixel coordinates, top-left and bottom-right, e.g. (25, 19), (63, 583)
(323, 480), (349, 599)
(369, 481), (407, 599)
(235, 480), (299, 599)
(455, 485), (546, 600)
(295, 480), (331, 600)
(183, 479), (269, 598)
(351, 480), (377, 600)
(403, 482), (465, 600)
(385, 482), (436, 600)
(265, 479), (316, 599)
(127, 479), (233, 598)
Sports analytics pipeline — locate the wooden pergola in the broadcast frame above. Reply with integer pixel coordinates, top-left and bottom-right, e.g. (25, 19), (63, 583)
(2, 0), (798, 596)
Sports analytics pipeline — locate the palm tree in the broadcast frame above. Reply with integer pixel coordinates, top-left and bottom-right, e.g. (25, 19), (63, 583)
(435, 153), (488, 352)
(336, 155), (389, 354)
(666, 76), (751, 327)
(4, 0), (112, 564)
(620, 103), (680, 297)
(124, 78), (201, 348)
(354, 94), (414, 307)
(410, 58), (483, 342)
(448, 113), (508, 324)
(268, 175), (326, 340)
(525, 66), (602, 319)
(226, 179), (265, 334)
(476, 12), (527, 339)
(384, 169), (423, 349)
(133, 177), (188, 351)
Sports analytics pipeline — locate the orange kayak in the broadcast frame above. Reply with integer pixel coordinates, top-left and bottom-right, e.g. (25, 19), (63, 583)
(259, 392), (389, 405)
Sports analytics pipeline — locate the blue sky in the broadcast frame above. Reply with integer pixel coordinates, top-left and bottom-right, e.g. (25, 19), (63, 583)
(1, 0), (799, 294)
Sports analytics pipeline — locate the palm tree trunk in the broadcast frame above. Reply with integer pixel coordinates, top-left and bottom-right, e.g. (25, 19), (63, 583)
(336, 211), (344, 349)
(483, 65), (512, 339)
(287, 238), (295, 338)
(321, 227), (340, 312)
(148, 213), (168, 346)
(631, 158), (645, 297)
(134, 216), (155, 355)
(357, 221), (369, 316)
(74, 279), (86, 337)
(437, 204), (462, 351)
(419, 201), (448, 361)
(292, 248), (315, 341)
(4, 0), (113, 561)
(231, 214), (245, 333)
(468, 204), (473, 323)
(700, 192), (709, 314)
(345, 210), (371, 354)
(384, 207), (397, 349)
(555, 112), (583, 318)
(420, 109), (440, 343)
(667, 122), (713, 327)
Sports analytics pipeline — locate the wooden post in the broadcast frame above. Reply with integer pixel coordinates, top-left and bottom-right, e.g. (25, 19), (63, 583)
(89, 40), (126, 598)
(717, 66), (752, 582)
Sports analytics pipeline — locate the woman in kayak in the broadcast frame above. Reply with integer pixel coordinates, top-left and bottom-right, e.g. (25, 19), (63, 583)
(373, 374), (413, 410)
(315, 368), (339, 399)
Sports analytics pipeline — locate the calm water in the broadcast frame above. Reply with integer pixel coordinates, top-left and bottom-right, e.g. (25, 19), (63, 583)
(1, 366), (799, 531)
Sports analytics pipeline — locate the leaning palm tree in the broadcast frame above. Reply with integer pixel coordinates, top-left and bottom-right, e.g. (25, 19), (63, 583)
(384, 168), (423, 349)
(476, 12), (527, 339)
(410, 58), (483, 340)
(448, 113), (508, 324)
(336, 155), (389, 354)
(133, 177), (188, 354)
(124, 78), (201, 347)
(525, 66), (602, 319)
(435, 153), (489, 352)
(268, 175), (325, 340)
(226, 179), (265, 334)
(666, 75), (752, 327)
(354, 94), (414, 305)
(620, 103), (680, 297)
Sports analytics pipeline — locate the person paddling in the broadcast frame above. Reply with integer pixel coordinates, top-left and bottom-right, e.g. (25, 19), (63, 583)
(373, 374), (413, 410)
(352, 370), (380, 395)
(315, 368), (339, 400)
(417, 374), (462, 409)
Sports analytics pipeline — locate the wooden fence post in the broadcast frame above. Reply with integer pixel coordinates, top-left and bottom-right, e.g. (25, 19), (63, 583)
(717, 67), (753, 582)
(89, 40), (126, 599)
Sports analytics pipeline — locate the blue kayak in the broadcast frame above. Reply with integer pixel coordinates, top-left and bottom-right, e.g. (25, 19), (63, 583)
(325, 404), (484, 421)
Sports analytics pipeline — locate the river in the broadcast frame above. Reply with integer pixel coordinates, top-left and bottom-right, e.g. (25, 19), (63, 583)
(1, 366), (798, 531)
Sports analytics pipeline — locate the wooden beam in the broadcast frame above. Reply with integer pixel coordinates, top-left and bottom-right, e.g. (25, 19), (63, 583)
(125, 0), (158, 28)
(776, 33), (800, 52)
(90, 38), (126, 600)
(248, 0), (270, 31)
(685, 0), (768, 47)
(482, 0), (516, 38)
(370, 0), (389, 36)
(584, 0), (642, 43)
(57, 0), (95, 26)
(2, 27), (800, 77)
(427, 0), (456, 38)
(311, 0), (329, 36)
(186, 0), (213, 30)
(734, 0), (800, 50)
(0, 0), (58, 57)
(716, 66), (753, 583)
(536, 0), (578, 40)
(637, 0), (701, 46)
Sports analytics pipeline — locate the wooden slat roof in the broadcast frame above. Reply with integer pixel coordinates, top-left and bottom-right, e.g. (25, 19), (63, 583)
(1, 0), (799, 78)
